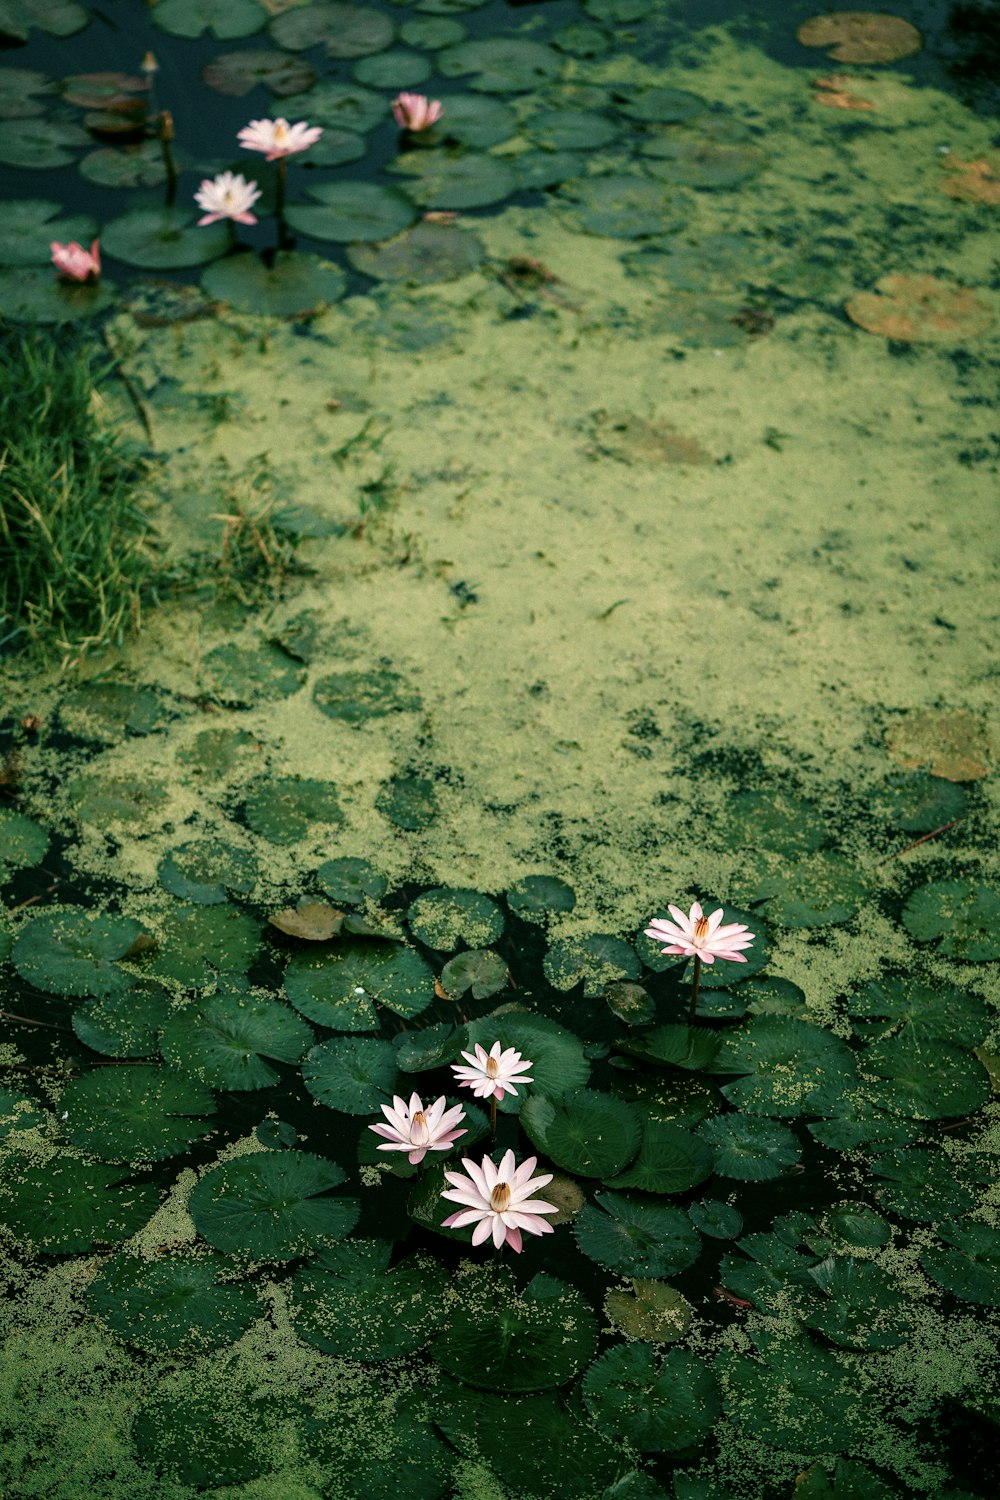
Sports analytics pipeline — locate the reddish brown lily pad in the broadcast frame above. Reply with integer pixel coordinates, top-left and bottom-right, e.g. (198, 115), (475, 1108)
(845, 274), (993, 343)
(938, 154), (1000, 206)
(885, 709), (993, 782)
(202, 49), (315, 97)
(811, 73), (875, 110)
(269, 902), (346, 941)
(797, 12), (921, 64)
(587, 410), (710, 465)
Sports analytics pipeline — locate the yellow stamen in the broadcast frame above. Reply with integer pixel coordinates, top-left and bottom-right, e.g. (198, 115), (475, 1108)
(693, 916), (710, 941)
(485, 1056), (500, 1078)
(490, 1183), (511, 1212)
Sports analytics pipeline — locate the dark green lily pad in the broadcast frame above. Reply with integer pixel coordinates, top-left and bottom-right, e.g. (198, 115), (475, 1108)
(618, 1024), (720, 1072)
(316, 855), (387, 905)
(437, 37), (561, 92)
(0, 0), (87, 37)
(544, 934), (641, 996)
(68, 772), (169, 823)
(134, 1381), (296, 1487)
(0, 67), (54, 117)
(288, 939), (433, 1026)
(302, 1034), (397, 1113)
(200, 640), (305, 705)
(506, 874), (576, 923)
(160, 990), (314, 1089)
(521, 1090), (642, 1178)
(72, 983), (172, 1057)
(146, 903), (260, 988)
(804, 1256), (914, 1350)
(466, 1012), (588, 1109)
(152, 0), (266, 40)
(407, 887), (503, 951)
(849, 975), (989, 1047)
(12, 910), (147, 998)
(188, 1150), (358, 1258)
(313, 667), (420, 722)
(438, 1388), (622, 1500)
(517, 150), (584, 191)
(793, 1459), (899, 1500)
(559, 172), (682, 238)
(643, 130), (766, 189)
(283, 956), (382, 1032)
(575, 1191), (701, 1277)
(0, 1088), (45, 1137)
(0, 266), (114, 323)
(711, 1016), (857, 1117)
(0, 808), (48, 877)
(529, 109), (618, 150)
(697, 1114), (801, 1180)
(377, 772), (438, 830)
(871, 771), (967, 832)
(0, 1158), (159, 1254)
(401, 16), (465, 46)
(269, 2), (393, 56)
(60, 681), (167, 740)
(920, 1220), (1000, 1305)
(307, 1385), (451, 1500)
(871, 1147), (975, 1221)
(583, 1344), (720, 1452)
(354, 49), (431, 88)
(750, 850), (867, 928)
(717, 1334), (863, 1452)
(902, 880), (1000, 960)
(689, 1200), (743, 1239)
(59, 1066), (215, 1163)
(291, 1240), (451, 1358)
(158, 839), (257, 904)
(604, 980), (655, 1025)
(347, 221), (485, 284)
(0, 118), (89, 167)
(202, 250), (346, 316)
(178, 726), (262, 780)
(389, 149), (518, 209)
(860, 1032), (989, 1119)
(434, 1267), (598, 1391)
(440, 947), (508, 1000)
(202, 48), (315, 96)
(393, 1021), (469, 1074)
(614, 85), (705, 122)
(307, 128), (367, 167)
(436, 92), (516, 146)
(244, 777), (343, 844)
(102, 207), (229, 269)
(604, 1281), (694, 1344)
(0, 199), (96, 264)
(278, 82), (385, 134)
(287, 182), (417, 244)
(88, 1250), (263, 1352)
(609, 1119), (715, 1194)
(720, 788), (828, 854)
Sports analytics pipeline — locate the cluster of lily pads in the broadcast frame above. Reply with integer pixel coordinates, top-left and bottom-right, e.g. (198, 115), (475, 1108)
(0, 688), (999, 1495)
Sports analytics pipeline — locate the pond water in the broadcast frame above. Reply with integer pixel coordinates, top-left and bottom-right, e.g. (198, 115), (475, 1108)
(1, 1), (999, 1498)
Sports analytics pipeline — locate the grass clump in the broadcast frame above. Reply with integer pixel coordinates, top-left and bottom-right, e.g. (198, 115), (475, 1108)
(0, 327), (155, 664)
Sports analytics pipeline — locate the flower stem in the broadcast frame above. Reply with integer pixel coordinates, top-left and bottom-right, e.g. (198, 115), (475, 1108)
(490, 1096), (497, 1139)
(689, 954), (702, 1022)
(275, 157), (289, 247)
(157, 110), (177, 207)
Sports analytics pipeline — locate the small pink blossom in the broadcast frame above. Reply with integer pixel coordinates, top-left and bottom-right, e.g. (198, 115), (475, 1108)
(451, 1041), (533, 1102)
(194, 171), (261, 226)
(441, 1149), (557, 1253)
(392, 93), (443, 133)
(644, 900), (755, 965)
(237, 117), (322, 161)
(50, 239), (101, 283)
(369, 1092), (466, 1166)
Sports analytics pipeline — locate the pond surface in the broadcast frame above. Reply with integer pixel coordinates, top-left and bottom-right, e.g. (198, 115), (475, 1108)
(0, 1), (999, 1497)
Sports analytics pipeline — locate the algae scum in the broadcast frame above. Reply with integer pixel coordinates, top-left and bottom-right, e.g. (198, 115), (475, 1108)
(2, 0), (1000, 1496)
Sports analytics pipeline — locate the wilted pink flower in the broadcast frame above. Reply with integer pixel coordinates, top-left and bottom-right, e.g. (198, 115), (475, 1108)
(50, 239), (100, 283)
(644, 900), (755, 965)
(194, 171), (261, 226)
(369, 1092), (466, 1166)
(451, 1041), (533, 1102)
(392, 93), (443, 133)
(237, 116), (322, 160)
(441, 1149), (557, 1253)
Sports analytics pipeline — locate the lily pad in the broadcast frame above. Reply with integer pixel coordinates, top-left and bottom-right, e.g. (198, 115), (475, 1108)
(920, 1220), (1000, 1305)
(301, 1034), (398, 1113)
(287, 939), (433, 1027)
(286, 182), (417, 244)
(347, 221), (485, 284)
(160, 990), (314, 1089)
(277, 82), (384, 134)
(697, 1113), (801, 1180)
(0, 67), (54, 117)
(291, 1240), (451, 1358)
(712, 1016), (857, 1117)
(0, 261), (108, 321)
(401, 16), (466, 47)
(202, 49), (315, 96)
(377, 772), (438, 830)
(434, 1267), (598, 1391)
(608, 1119), (715, 1194)
(804, 1256), (914, 1350)
(134, 1380), (296, 1487)
(69, 771), (168, 822)
(466, 1011), (588, 1109)
(307, 128), (367, 167)
(718, 1334), (863, 1451)
(870, 772), (967, 832)
(269, 2), (394, 56)
(437, 37), (561, 93)
(60, 681), (167, 740)
(0, 1158), (159, 1254)
(720, 788), (828, 854)
(354, 49), (431, 88)
(152, 0), (266, 40)
(689, 1200), (743, 1239)
(438, 1388), (622, 1500)
(544, 934), (641, 996)
(0, 808), (48, 877)
(506, 875), (576, 921)
(618, 1025), (720, 1072)
(575, 1191), (701, 1278)
(0, 199), (96, 265)
(13, 910), (147, 998)
(312, 667), (420, 722)
(605, 1279), (693, 1342)
(884, 707), (992, 781)
(201, 640), (305, 705)
(437, 92), (516, 147)
(871, 1147), (975, 1220)
(583, 1344), (720, 1452)
(860, 1032), (989, 1119)
(72, 983), (172, 1057)
(202, 250), (347, 316)
(59, 1066), (215, 1163)
(845, 275), (993, 343)
(408, 887), (504, 951)
(797, 12), (921, 64)
(158, 839), (257, 904)
(848, 975), (989, 1047)
(316, 855), (387, 905)
(146, 903), (260, 988)
(188, 1150), (358, 1258)
(529, 109), (618, 150)
(244, 777), (343, 844)
(0, 118), (88, 167)
(902, 880), (1000, 960)
(604, 980), (656, 1025)
(750, 850), (866, 927)
(521, 1090), (642, 1178)
(389, 150), (518, 210)
(642, 129), (766, 189)
(440, 947), (509, 1000)
(558, 172), (678, 238)
(793, 1459), (899, 1500)
(88, 1250), (263, 1352)
(102, 206), (230, 269)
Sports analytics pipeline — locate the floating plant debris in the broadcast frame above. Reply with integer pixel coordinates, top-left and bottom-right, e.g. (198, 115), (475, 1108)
(844, 273), (994, 342)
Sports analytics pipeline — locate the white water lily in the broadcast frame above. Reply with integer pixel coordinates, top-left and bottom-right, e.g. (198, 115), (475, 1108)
(441, 1149), (557, 1253)
(450, 1040), (533, 1101)
(368, 1092), (466, 1165)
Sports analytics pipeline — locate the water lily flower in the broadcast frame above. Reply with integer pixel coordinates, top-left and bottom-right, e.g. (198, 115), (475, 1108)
(392, 93), (444, 133)
(237, 117), (323, 160)
(451, 1041), (533, 1101)
(369, 1092), (466, 1165)
(194, 171), (261, 226)
(644, 900), (755, 965)
(50, 239), (100, 283)
(441, 1149), (557, 1253)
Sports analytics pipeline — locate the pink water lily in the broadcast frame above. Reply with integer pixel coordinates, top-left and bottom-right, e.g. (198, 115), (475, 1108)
(441, 1149), (557, 1253)
(237, 116), (322, 160)
(451, 1040), (533, 1101)
(194, 171), (261, 226)
(369, 1092), (466, 1165)
(50, 239), (100, 283)
(644, 900), (755, 965)
(392, 92), (443, 132)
